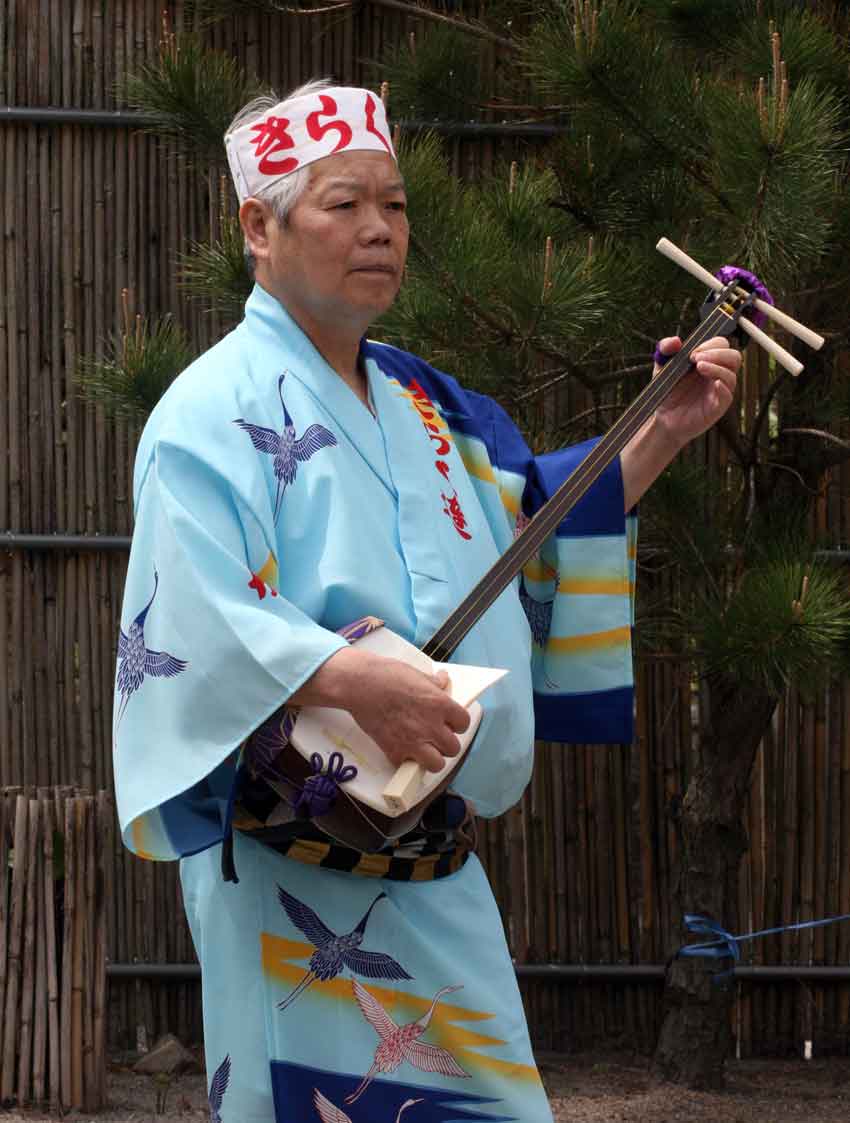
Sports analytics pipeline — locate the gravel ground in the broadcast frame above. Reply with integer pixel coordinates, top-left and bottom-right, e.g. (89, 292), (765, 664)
(2, 1054), (850, 1121)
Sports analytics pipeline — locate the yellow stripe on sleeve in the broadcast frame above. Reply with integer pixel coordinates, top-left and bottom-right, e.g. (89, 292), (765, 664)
(547, 626), (632, 653)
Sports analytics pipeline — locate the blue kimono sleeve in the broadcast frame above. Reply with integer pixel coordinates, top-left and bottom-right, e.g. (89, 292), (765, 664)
(113, 440), (347, 861)
(462, 391), (637, 745)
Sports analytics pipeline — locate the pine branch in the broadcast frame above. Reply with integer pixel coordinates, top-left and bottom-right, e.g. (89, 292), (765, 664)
(780, 427), (850, 472)
(583, 66), (735, 216)
(119, 29), (266, 165)
(407, 229), (596, 392)
(75, 305), (193, 422)
(370, 0), (517, 50)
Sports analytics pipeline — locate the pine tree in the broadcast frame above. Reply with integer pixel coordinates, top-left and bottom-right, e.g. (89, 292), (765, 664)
(78, 0), (850, 1088)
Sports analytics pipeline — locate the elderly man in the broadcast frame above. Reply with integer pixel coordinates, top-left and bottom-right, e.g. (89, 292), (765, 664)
(113, 80), (739, 1122)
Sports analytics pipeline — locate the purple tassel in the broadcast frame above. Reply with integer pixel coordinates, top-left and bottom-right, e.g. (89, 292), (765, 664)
(294, 751), (358, 819)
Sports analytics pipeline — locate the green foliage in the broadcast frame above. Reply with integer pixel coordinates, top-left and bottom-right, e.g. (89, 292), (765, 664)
(377, 25), (487, 122)
(119, 34), (266, 165)
(75, 315), (194, 422)
(706, 78), (845, 281)
(701, 561), (850, 694)
(179, 216), (253, 321)
(379, 133), (619, 408)
(90, 0), (850, 704)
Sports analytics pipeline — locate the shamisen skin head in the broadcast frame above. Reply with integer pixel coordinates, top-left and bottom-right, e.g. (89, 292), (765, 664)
(226, 81), (409, 369)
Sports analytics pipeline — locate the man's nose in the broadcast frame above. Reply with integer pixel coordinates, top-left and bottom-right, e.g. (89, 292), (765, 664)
(359, 204), (392, 243)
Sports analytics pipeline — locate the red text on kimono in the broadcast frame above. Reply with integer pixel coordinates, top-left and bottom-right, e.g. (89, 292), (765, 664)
(250, 116), (298, 175)
(405, 378), (473, 541)
(441, 491), (472, 540)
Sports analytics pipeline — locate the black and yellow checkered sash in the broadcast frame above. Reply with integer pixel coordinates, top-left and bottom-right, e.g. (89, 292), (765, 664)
(233, 791), (476, 882)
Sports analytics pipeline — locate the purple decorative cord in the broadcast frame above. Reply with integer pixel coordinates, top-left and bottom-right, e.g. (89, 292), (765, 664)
(714, 265), (774, 328)
(654, 264), (775, 365)
(294, 750), (358, 818)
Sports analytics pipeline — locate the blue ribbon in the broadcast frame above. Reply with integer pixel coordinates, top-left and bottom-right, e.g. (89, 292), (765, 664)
(678, 912), (850, 981)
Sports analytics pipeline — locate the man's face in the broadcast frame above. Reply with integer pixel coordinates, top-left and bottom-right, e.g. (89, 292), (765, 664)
(261, 149), (409, 334)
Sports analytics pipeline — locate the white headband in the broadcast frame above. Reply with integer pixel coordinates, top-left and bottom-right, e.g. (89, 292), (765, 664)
(225, 87), (397, 203)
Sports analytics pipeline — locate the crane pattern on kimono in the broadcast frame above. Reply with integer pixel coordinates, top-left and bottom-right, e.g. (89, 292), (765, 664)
(313, 1087), (423, 1123)
(115, 570), (188, 729)
(276, 887), (412, 1012)
(207, 1054), (231, 1123)
(234, 372), (338, 523)
(345, 980), (469, 1104)
(515, 512), (561, 689)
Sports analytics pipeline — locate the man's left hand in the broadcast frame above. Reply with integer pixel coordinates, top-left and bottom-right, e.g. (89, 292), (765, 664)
(653, 335), (741, 449)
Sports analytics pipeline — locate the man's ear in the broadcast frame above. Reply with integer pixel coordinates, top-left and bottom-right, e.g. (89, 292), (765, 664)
(239, 198), (275, 264)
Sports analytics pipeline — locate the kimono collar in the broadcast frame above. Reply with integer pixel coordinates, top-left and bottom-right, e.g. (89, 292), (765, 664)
(242, 283), (391, 491)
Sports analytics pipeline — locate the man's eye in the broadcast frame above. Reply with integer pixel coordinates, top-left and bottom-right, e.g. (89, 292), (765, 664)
(332, 200), (355, 209)
(387, 201), (407, 212)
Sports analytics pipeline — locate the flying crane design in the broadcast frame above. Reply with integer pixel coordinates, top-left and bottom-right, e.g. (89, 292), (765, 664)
(345, 979), (469, 1105)
(276, 887), (412, 1012)
(234, 372), (337, 523)
(313, 1087), (423, 1123)
(207, 1054), (231, 1123)
(115, 571), (188, 728)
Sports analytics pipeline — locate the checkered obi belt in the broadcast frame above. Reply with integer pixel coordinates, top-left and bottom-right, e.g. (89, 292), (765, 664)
(232, 768), (476, 882)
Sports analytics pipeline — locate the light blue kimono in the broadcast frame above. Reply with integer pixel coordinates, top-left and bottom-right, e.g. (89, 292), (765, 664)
(113, 283), (637, 1122)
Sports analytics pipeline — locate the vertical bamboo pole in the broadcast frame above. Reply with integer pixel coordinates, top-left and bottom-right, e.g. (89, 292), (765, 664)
(780, 689), (799, 1050)
(2, 797), (29, 1102)
(33, 797), (48, 1105)
(59, 796), (74, 1109)
(71, 799), (85, 1108)
(0, 796), (8, 1045)
(839, 682), (850, 1043)
(82, 797), (95, 1108)
(17, 799), (41, 1106)
(93, 792), (110, 1109)
(42, 796), (60, 1112)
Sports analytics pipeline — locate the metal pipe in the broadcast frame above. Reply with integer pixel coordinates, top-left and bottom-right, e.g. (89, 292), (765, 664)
(0, 105), (561, 138)
(105, 962), (850, 982)
(1, 533), (132, 552)
(7, 532), (850, 569)
(0, 107), (157, 127)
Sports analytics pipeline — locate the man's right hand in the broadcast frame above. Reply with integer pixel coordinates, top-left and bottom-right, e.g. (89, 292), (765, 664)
(288, 645), (471, 772)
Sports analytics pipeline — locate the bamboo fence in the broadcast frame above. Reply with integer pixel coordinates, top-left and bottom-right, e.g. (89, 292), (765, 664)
(0, 787), (109, 1112)
(2, 0), (850, 1062)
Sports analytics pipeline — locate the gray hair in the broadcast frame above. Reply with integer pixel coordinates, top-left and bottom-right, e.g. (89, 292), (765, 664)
(226, 78), (335, 271)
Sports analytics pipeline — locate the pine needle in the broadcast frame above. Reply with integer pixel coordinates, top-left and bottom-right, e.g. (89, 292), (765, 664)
(75, 315), (193, 422)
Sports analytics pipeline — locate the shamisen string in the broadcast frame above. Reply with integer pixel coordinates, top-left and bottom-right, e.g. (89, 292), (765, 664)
(225, 87), (396, 203)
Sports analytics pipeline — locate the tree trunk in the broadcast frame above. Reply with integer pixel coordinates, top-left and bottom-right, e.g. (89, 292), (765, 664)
(652, 675), (778, 1088)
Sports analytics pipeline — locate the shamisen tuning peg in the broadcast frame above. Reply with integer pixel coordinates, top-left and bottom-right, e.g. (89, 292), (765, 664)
(656, 237), (824, 377)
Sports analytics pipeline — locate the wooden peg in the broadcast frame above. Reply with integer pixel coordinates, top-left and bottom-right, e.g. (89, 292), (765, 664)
(382, 760), (424, 812)
(655, 237), (821, 376)
(736, 318), (802, 377)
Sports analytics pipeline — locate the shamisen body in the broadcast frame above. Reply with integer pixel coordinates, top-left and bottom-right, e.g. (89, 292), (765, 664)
(112, 79), (741, 1121)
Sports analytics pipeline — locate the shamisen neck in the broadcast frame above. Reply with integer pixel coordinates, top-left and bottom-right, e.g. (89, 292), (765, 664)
(422, 298), (736, 664)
